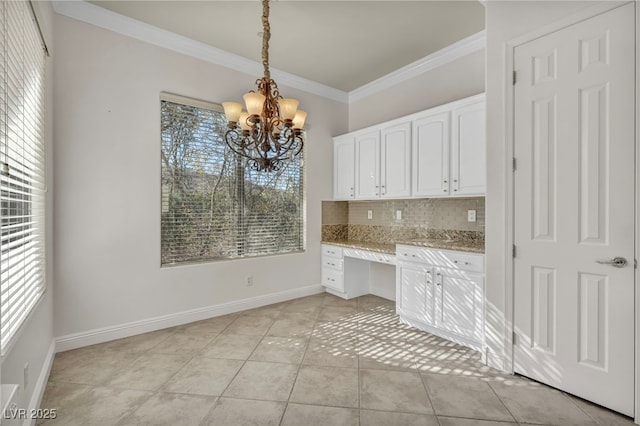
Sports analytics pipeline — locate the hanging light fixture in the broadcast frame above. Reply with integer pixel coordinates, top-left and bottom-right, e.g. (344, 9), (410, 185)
(222, 0), (306, 172)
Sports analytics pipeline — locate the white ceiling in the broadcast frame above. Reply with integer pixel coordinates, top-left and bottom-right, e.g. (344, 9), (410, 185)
(88, 1), (486, 92)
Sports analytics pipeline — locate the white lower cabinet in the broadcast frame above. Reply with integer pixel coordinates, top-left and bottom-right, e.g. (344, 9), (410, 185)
(396, 245), (484, 350)
(322, 244), (344, 293)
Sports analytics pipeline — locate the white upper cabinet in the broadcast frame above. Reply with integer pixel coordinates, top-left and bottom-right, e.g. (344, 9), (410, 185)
(333, 135), (355, 200)
(332, 93), (485, 200)
(381, 122), (412, 198)
(354, 131), (380, 199)
(412, 112), (451, 197)
(451, 100), (486, 196)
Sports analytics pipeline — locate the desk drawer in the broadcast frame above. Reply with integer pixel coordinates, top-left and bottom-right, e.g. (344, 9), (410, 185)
(322, 244), (343, 259)
(322, 256), (343, 271)
(322, 268), (344, 292)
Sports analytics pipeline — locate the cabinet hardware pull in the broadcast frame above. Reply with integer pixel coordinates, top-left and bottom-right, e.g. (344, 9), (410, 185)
(444, 180), (448, 183)
(453, 179), (458, 183)
(454, 260), (458, 263)
(443, 189), (447, 192)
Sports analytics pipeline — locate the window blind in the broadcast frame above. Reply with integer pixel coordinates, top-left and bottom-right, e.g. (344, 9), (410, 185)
(0, 0), (47, 353)
(161, 95), (304, 265)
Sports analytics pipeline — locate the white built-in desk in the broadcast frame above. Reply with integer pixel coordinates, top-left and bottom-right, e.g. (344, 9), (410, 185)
(321, 243), (396, 300)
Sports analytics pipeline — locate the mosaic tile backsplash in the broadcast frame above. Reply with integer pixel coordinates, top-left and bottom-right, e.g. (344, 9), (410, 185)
(321, 198), (485, 244)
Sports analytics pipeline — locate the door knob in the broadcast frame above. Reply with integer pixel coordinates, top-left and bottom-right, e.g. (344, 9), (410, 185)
(596, 257), (628, 268)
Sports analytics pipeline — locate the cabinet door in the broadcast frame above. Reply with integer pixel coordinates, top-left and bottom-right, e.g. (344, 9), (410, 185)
(451, 100), (485, 195)
(380, 122), (411, 198)
(434, 268), (483, 343)
(354, 131), (380, 199)
(396, 263), (434, 325)
(412, 112), (450, 197)
(333, 135), (355, 200)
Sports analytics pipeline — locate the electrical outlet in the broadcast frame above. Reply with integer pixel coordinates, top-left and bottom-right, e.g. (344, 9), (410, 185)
(246, 276), (254, 286)
(467, 209), (477, 223)
(24, 362), (29, 388)
(367, 210), (373, 220)
(395, 210), (402, 221)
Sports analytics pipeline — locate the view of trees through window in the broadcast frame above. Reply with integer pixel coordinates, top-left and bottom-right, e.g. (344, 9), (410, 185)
(160, 97), (304, 265)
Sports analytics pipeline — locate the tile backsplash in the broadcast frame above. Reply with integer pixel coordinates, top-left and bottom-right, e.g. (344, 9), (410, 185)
(321, 197), (485, 243)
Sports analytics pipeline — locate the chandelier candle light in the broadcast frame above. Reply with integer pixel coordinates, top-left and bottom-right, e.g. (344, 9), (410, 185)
(222, 0), (306, 172)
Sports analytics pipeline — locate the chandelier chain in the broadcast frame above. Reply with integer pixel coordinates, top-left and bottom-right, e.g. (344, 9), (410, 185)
(261, 0), (271, 80)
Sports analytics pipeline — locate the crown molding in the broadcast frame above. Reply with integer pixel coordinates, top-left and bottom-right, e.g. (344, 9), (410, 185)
(52, 0), (349, 103)
(52, 1), (485, 105)
(348, 30), (486, 103)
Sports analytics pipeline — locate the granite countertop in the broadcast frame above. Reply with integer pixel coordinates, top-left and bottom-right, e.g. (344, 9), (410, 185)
(322, 240), (397, 254)
(322, 238), (485, 254)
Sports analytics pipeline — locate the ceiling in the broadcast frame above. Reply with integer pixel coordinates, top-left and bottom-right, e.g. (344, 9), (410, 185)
(89, 1), (485, 92)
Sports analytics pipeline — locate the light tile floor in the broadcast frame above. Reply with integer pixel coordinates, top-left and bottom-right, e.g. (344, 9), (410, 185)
(38, 293), (634, 426)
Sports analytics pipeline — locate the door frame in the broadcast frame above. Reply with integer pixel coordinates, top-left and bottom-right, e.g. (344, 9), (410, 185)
(502, 1), (639, 421)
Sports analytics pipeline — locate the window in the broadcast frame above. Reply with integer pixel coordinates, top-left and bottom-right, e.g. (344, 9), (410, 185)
(0, 0), (47, 353)
(160, 94), (305, 266)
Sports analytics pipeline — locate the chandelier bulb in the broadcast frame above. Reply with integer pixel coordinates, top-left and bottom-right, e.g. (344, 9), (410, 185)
(292, 110), (307, 130)
(222, 101), (243, 124)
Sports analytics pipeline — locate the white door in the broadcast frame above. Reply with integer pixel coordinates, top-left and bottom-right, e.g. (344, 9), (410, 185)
(513, 4), (635, 416)
(451, 100), (486, 196)
(333, 135), (355, 200)
(355, 131), (380, 199)
(380, 122), (411, 198)
(396, 263), (433, 325)
(412, 112), (450, 197)
(434, 268), (483, 343)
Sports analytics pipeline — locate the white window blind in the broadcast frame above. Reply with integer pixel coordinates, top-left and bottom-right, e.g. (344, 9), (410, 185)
(161, 94), (304, 265)
(0, 0), (47, 353)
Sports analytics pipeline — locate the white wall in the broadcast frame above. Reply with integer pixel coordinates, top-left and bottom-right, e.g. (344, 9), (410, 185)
(53, 15), (347, 339)
(484, 0), (624, 370)
(348, 49), (485, 131)
(1, 0), (56, 413)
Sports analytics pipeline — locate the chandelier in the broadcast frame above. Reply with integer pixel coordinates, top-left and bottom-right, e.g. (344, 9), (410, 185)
(222, 0), (306, 172)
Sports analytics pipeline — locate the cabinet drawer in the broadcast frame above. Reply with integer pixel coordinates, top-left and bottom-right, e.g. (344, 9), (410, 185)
(322, 245), (343, 258)
(322, 256), (343, 271)
(322, 268), (344, 292)
(396, 245), (431, 262)
(439, 251), (484, 273)
(396, 245), (484, 273)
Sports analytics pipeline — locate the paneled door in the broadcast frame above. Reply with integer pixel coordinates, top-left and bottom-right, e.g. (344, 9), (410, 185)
(513, 4), (635, 416)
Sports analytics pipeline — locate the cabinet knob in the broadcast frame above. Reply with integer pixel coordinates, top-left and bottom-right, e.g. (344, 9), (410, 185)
(436, 272), (441, 276)
(443, 180), (448, 183)
(454, 189), (458, 192)
(453, 179), (458, 183)
(443, 189), (447, 192)
(454, 260), (458, 263)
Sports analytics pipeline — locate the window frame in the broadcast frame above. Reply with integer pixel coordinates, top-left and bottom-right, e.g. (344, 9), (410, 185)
(0, 0), (48, 355)
(159, 92), (306, 267)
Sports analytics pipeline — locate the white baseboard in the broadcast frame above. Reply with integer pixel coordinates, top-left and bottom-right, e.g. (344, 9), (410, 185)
(23, 339), (56, 426)
(55, 284), (324, 353)
(485, 349), (510, 373)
